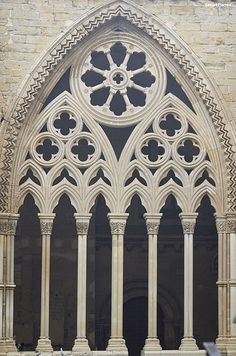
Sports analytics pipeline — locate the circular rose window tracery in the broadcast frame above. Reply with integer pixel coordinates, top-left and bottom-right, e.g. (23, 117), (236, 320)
(71, 35), (166, 127)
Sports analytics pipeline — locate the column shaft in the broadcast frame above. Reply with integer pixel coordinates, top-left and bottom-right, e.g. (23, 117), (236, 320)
(226, 214), (236, 352)
(0, 213), (18, 352)
(142, 213), (162, 352)
(73, 214), (91, 352)
(179, 213), (198, 351)
(215, 215), (228, 350)
(107, 213), (128, 352)
(37, 213), (55, 352)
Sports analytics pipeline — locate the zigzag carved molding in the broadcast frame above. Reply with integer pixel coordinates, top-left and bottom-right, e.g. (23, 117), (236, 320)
(0, 1), (235, 212)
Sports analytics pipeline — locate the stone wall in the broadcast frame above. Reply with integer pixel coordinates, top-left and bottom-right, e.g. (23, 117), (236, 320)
(0, 0), (236, 119)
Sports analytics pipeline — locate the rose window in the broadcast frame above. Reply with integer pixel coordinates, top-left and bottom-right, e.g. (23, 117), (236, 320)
(71, 36), (166, 126)
(80, 41), (156, 116)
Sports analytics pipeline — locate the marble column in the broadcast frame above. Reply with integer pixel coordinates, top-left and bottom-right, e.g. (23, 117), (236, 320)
(107, 213), (128, 352)
(215, 215), (228, 352)
(73, 213), (91, 352)
(0, 213), (18, 352)
(179, 213), (198, 351)
(226, 214), (236, 353)
(142, 213), (162, 353)
(36, 213), (55, 352)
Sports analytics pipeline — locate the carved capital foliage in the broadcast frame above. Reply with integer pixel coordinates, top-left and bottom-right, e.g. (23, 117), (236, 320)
(76, 222), (89, 235)
(182, 221), (196, 234)
(227, 219), (236, 233)
(110, 221), (126, 235)
(216, 220), (227, 234)
(40, 221), (53, 235)
(146, 221), (160, 235)
(0, 220), (17, 235)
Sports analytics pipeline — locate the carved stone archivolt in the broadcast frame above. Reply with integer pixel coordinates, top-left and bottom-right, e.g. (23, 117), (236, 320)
(0, 0), (234, 216)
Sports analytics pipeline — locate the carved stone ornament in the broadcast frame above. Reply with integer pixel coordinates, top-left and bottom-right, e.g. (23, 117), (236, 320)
(146, 221), (160, 235)
(76, 222), (90, 235)
(0, 221), (17, 235)
(110, 221), (126, 235)
(40, 221), (53, 235)
(216, 220), (227, 234)
(227, 219), (236, 233)
(182, 221), (196, 234)
(0, 1), (235, 216)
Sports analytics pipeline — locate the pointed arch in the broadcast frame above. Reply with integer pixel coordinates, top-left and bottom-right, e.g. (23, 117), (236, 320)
(0, 0), (234, 216)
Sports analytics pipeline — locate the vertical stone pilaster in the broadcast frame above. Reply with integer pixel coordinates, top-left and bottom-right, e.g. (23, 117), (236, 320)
(36, 213), (55, 352)
(226, 214), (236, 353)
(107, 213), (128, 353)
(215, 215), (228, 351)
(179, 213), (198, 351)
(0, 213), (18, 352)
(142, 213), (162, 354)
(73, 213), (91, 352)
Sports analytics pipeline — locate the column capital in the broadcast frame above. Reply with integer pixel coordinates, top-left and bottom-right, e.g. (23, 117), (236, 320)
(144, 213), (163, 235)
(179, 213), (198, 234)
(38, 213), (55, 235)
(226, 213), (236, 233)
(74, 213), (92, 235)
(0, 213), (19, 235)
(214, 214), (227, 234)
(108, 213), (129, 235)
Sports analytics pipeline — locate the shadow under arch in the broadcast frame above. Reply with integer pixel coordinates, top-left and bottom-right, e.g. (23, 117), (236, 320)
(14, 193), (41, 351)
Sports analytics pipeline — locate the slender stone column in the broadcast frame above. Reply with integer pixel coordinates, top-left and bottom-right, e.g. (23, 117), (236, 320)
(107, 213), (128, 352)
(0, 213), (18, 352)
(36, 213), (55, 352)
(215, 215), (228, 351)
(179, 213), (198, 351)
(73, 213), (91, 352)
(142, 213), (162, 353)
(226, 214), (236, 352)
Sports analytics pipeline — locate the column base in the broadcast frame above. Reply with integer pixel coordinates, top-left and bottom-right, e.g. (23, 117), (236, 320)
(36, 337), (53, 352)
(72, 337), (90, 352)
(106, 337), (128, 352)
(0, 338), (17, 352)
(142, 337), (162, 351)
(179, 337), (198, 351)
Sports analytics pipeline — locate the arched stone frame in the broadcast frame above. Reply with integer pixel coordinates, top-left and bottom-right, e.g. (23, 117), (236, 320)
(0, 0), (235, 213)
(0, 0), (235, 354)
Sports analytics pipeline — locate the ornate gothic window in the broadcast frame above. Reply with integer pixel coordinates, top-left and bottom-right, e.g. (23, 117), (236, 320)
(2, 2), (233, 355)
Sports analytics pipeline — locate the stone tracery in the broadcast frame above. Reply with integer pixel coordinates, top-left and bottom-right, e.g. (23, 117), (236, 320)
(0, 1), (235, 355)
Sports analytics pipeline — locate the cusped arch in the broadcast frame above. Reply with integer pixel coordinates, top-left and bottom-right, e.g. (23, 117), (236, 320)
(0, 0), (235, 214)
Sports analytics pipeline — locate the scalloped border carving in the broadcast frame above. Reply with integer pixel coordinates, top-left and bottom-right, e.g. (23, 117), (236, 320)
(0, 0), (235, 212)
